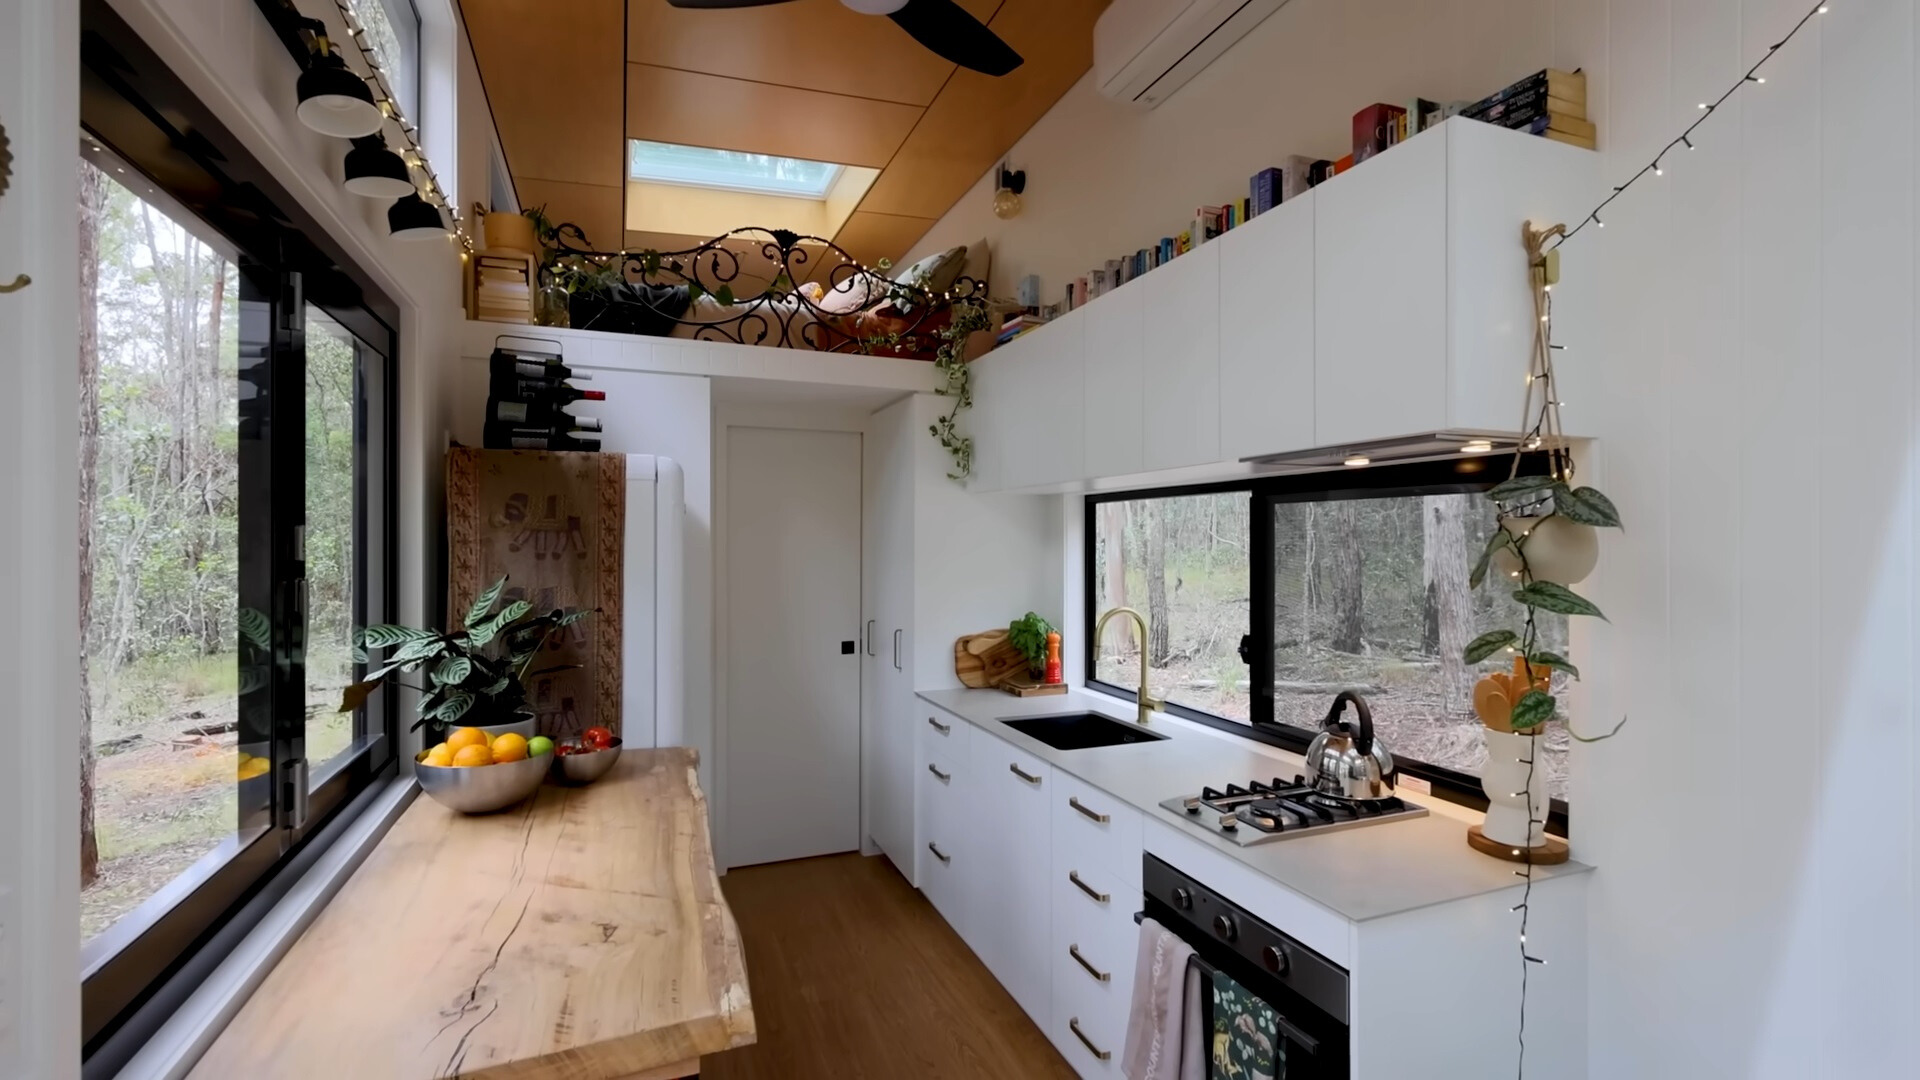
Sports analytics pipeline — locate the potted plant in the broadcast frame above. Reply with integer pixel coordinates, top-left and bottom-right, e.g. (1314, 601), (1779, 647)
(1008, 611), (1055, 680)
(337, 575), (593, 742)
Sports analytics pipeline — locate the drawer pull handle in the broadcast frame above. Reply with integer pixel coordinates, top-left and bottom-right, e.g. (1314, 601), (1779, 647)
(927, 716), (951, 734)
(927, 763), (951, 783)
(1069, 1017), (1111, 1061)
(1069, 796), (1110, 824)
(1009, 763), (1042, 785)
(1069, 870), (1110, 904)
(927, 842), (951, 864)
(1070, 944), (1111, 983)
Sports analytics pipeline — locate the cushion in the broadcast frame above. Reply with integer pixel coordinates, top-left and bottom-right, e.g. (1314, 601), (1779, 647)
(956, 237), (991, 294)
(892, 245), (967, 295)
(816, 270), (888, 316)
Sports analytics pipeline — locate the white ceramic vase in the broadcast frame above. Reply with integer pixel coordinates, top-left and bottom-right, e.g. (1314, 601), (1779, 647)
(1481, 729), (1549, 849)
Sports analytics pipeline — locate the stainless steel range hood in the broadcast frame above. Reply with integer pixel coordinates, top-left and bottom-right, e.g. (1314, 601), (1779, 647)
(1240, 432), (1521, 472)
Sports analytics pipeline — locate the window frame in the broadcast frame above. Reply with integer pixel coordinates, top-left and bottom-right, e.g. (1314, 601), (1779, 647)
(1082, 456), (1570, 836)
(79, 0), (400, 1058)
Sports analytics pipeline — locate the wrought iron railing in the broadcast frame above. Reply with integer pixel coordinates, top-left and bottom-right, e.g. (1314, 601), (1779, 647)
(542, 223), (984, 354)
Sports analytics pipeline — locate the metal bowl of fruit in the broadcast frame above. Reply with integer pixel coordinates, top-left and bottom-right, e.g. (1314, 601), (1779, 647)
(551, 727), (622, 786)
(414, 728), (556, 813)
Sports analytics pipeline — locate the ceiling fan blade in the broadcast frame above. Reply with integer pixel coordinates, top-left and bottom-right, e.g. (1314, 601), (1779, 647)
(887, 0), (1023, 77)
(666, 0), (798, 9)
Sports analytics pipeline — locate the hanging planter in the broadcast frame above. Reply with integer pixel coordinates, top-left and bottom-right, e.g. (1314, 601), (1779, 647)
(1489, 511), (1599, 586)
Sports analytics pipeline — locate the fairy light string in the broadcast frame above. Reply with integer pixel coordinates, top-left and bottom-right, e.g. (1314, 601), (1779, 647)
(316, 0), (477, 253)
(1506, 4), (1833, 1076)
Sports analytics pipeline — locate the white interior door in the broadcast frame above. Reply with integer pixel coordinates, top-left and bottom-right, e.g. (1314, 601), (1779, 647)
(725, 427), (863, 866)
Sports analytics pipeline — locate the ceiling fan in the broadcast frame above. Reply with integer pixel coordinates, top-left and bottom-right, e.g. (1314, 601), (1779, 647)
(666, 0), (1023, 77)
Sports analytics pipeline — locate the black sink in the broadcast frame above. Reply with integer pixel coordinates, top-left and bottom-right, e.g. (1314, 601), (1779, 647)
(1000, 712), (1170, 751)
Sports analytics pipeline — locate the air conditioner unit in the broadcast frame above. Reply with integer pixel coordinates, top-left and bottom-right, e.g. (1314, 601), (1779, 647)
(1094, 0), (1295, 108)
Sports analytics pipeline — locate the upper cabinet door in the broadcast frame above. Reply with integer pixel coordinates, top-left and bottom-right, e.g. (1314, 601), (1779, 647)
(1141, 243), (1221, 471)
(1009, 310), (1086, 490)
(1082, 285), (1146, 478)
(966, 346), (1010, 494)
(1218, 193), (1315, 462)
(1314, 128), (1448, 447)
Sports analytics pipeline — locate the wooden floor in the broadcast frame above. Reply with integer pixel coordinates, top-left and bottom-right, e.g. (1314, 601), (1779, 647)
(702, 853), (1078, 1080)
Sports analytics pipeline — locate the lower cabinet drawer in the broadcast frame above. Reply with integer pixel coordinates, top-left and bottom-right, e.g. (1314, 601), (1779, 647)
(1051, 950), (1129, 1078)
(919, 809), (966, 934)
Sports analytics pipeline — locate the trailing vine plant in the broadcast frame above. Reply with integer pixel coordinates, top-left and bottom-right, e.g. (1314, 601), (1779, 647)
(928, 299), (988, 480)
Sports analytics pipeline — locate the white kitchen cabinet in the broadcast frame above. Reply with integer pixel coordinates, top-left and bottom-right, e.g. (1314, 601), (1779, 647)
(1218, 191), (1316, 461)
(968, 730), (1054, 1024)
(1141, 241), (1221, 470)
(1313, 128), (1448, 448)
(1082, 280), (1146, 478)
(966, 342), (1013, 494)
(1011, 307), (1086, 490)
(861, 400), (916, 881)
(1048, 773), (1143, 1079)
(916, 709), (971, 940)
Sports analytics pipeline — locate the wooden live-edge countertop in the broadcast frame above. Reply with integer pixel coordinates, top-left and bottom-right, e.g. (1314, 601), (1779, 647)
(190, 748), (754, 1080)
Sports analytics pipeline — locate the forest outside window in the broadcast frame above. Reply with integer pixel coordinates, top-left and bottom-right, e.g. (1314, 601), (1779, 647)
(1087, 461), (1572, 809)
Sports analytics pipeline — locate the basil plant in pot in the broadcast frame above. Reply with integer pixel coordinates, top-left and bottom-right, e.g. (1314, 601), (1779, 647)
(338, 576), (593, 742)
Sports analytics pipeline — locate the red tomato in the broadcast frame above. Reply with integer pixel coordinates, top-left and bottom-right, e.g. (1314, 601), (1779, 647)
(555, 744), (578, 757)
(583, 726), (614, 749)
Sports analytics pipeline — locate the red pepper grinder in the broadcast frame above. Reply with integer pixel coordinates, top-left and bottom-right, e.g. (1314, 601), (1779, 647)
(1044, 632), (1063, 684)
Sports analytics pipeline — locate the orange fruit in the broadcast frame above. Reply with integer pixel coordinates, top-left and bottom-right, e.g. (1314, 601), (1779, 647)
(451, 743), (493, 768)
(490, 732), (529, 762)
(423, 744), (453, 768)
(446, 727), (488, 753)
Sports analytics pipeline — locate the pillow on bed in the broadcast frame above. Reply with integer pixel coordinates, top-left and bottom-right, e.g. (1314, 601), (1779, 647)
(816, 270), (888, 315)
(956, 237), (991, 293)
(892, 245), (967, 296)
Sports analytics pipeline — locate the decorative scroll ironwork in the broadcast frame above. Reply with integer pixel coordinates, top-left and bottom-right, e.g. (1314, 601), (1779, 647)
(542, 223), (985, 354)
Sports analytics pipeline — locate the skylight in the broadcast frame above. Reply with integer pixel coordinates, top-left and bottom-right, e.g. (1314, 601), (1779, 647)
(627, 140), (845, 200)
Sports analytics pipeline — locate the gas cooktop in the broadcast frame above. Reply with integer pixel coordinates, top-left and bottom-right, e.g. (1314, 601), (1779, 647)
(1160, 776), (1427, 847)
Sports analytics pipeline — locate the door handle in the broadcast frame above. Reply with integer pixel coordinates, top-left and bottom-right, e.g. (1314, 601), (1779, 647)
(1069, 796), (1110, 824)
(1070, 944), (1111, 983)
(864, 619), (876, 656)
(927, 841), (950, 864)
(927, 763), (951, 783)
(1069, 870), (1109, 904)
(1069, 1018), (1111, 1061)
(892, 628), (902, 671)
(927, 716), (951, 735)
(1008, 763), (1041, 785)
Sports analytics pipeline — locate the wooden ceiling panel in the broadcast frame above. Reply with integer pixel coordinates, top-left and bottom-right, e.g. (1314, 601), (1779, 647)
(462, 0), (626, 189)
(830, 210), (938, 270)
(625, 65), (923, 169)
(516, 178), (625, 253)
(625, 0), (1001, 107)
(854, 0), (1106, 220)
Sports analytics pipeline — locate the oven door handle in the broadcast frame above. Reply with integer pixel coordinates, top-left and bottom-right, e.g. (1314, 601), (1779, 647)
(1133, 910), (1323, 1058)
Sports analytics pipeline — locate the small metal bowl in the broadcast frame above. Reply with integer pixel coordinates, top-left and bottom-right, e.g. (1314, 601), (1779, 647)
(550, 738), (623, 785)
(415, 750), (551, 813)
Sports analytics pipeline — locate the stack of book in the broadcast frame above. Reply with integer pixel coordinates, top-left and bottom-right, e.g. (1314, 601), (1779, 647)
(1463, 68), (1594, 149)
(483, 346), (605, 453)
(998, 309), (1052, 345)
(473, 253), (535, 323)
(1352, 97), (1448, 163)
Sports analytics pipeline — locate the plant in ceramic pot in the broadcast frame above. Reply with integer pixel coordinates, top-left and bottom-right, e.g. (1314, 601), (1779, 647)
(1008, 611), (1055, 680)
(337, 575), (593, 741)
(1462, 473), (1623, 855)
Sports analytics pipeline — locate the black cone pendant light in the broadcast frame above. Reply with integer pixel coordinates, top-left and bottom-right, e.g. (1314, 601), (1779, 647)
(387, 193), (448, 241)
(344, 135), (413, 198)
(296, 44), (382, 138)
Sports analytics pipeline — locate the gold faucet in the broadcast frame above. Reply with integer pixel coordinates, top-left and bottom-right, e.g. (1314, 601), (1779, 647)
(1093, 606), (1162, 725)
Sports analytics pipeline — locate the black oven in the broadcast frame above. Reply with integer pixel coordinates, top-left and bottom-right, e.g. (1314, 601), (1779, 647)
(1141, 854), (1350, 1078)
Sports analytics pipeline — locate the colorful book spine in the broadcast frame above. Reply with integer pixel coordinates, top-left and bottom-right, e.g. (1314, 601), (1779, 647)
(1352, 103), (1407, 163)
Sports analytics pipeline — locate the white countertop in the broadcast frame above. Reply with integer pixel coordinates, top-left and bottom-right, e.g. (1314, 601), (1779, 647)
(915, 686), (1591, 923)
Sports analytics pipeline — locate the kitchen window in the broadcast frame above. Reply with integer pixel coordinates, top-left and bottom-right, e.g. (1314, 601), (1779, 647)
(1085, 458), (1571, 823)
(79, 6), (399, 1060)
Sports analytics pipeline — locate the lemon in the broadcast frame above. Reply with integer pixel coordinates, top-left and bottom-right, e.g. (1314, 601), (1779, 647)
(423, 744), (454, 768)
(237, 757), (271, 780)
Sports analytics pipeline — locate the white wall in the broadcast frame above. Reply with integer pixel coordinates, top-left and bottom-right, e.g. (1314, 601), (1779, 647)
(907, 0), (1920, 1075)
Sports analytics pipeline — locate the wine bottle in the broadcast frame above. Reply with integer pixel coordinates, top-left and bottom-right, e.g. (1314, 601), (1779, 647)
(514, 431), (601, 453)
(484, 420), (604, 452)
(487, 372), (601, 401)
(488, 351), (591, 382)
(488, 395), (604, 425)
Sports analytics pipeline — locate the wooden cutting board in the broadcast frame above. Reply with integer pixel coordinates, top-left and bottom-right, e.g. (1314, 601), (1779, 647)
(954, 630), (1028, 689)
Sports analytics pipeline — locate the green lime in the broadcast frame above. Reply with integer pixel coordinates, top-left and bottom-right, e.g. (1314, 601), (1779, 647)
(527, 735), (554, 758)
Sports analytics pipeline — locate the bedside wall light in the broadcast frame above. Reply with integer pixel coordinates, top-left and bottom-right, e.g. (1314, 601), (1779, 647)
(992, 163), (1026, 219)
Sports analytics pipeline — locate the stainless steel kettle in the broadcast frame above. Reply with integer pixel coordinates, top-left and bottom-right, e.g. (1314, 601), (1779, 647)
(1301, 691), (1396, 799)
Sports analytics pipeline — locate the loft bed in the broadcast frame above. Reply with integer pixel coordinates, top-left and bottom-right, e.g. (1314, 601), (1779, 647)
(538, 222), (996, 362)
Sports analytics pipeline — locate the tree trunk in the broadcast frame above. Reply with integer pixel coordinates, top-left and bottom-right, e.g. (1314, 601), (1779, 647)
(1145, 503), (1170, 665)
(1100, 501), (1132, 654)
(78, 163), (109, 889)
(1423, 494), (1474, 713)
(1326, 502), (1364, 653)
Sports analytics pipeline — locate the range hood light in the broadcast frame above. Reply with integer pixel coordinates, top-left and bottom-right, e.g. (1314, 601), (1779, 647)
(1243, 433), (1523, 473)
(1343, 455), (1371, 467)
(1461, 440), (1495, 454)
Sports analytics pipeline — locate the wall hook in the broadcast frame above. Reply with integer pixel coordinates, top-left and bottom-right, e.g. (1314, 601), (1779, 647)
(0, 122), (24, 293)
(0, 275), (28, 294)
